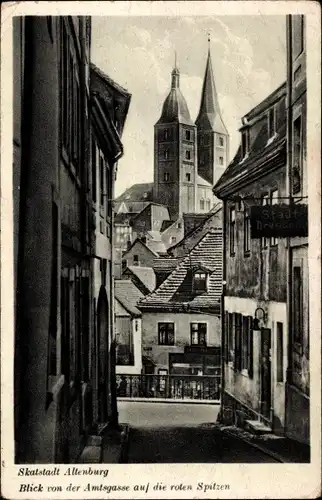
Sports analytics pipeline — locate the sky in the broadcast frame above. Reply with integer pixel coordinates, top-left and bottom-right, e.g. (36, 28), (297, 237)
(91, 16), (286, 197)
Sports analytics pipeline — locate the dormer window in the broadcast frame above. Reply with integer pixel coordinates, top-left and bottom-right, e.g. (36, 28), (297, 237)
(193, 272), (208, 294)
(241, 130), (249, 158)
(268, 107), (276, 139)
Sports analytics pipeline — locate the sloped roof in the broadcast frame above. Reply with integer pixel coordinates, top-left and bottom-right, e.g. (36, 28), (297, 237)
(160, 220), (175, 232)
(115, 280), (144, 317)
(146, 238), (167, 255)
(116, 183), (154, 202)
(126, 266), (156, 293)
(152, 257), (180, 272)
(139, 229), (222, 312)
(90, 62), (130, 97)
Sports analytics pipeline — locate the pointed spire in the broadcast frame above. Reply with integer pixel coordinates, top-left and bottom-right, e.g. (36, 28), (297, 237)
(195, 38), (228, 134)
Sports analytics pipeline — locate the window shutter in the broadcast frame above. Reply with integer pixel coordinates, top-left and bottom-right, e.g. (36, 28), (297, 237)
(248, 316), (254, 378)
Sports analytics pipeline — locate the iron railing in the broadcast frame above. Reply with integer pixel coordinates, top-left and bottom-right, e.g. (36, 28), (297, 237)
(116, 373), (221, 401)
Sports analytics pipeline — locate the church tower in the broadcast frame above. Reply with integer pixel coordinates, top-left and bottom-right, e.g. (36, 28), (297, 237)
(195, 41), (229, 186)
(154, 59), (197, 220)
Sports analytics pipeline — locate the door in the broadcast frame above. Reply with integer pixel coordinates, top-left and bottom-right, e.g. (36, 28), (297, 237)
(97, 288), (109, 423)
(260, 328), (272, 419)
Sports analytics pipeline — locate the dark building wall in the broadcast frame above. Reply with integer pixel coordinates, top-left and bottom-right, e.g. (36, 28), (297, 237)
(197, 130), (229, 185)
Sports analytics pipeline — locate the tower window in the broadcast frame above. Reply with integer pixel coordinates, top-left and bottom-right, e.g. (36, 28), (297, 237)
(218, 136), (224, 147)
(200, 199), (205, 210)
(164, 149), (169, 159)
(186, 173), (191, 182)
(219, 156), (224, 165)
(185, 130), (191, 141)
(185, 150), (191, 160)
(206, 199), (211, 211)
(164, 172), (170, 182)
(164, 128), (169, 140)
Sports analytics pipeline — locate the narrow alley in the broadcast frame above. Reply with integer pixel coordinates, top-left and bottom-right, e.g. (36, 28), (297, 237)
(118, 402), (278, 463)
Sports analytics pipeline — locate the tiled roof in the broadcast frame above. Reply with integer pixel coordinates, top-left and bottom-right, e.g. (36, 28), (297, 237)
(115, 183), (154, 202)
(115, 280), (144, 316)
(126, 266), (156, 293)
(139, 229), (222, 312)
(168, 205), (222, 258)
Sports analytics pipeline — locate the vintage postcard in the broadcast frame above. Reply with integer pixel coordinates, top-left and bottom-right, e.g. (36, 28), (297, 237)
(1, 1), (321, 499)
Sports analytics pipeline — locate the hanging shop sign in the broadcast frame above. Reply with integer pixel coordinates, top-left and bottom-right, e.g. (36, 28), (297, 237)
(250, 203), (308, 238)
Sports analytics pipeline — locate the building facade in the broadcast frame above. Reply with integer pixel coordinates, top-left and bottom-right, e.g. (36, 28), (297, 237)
(214, 83), (289, 433)
(285, 15), (309, 445)
(139, 229), (223, 380)
(13, 16), (131, 464)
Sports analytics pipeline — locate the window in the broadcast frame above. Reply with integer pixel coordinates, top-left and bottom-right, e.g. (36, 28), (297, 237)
(228, 313), (234, 362)
(170, 236), (176, 244)
(261, 194), (269, 249)
(121, 259), (128, 272)
(135, 320), (139, 332)
(133, 254), (139, 266)
(193, 272), (207, 293)
(206, 199), (211, 211)
(185, 150), (191, 160)
(247, 316), (254, 378)
(292, 15), (304, 60)
(270, 190), (278, 245)
(293, 115), (302, 194)
(158, 323), (174, 345)
(200, 199), (205, 210)
(186, 173), (191, 182)
(164, 149), (169, 160)
(164, 172), (170, 182)
(276, 322), (284, 382)
(92, 140), (97, 203)
(293, 266), (303, 346)
(191, 323), (207, 346)
(177, 222), (182, 229)
(218, 136), (224, 147)
(268, 107), (275, 138)
(229, 206), (236, 255)
(219, 156), (224, 165)
(244, 206), (251, 254)
(164, 128), (169, 140)
(185, 130), (191, 141)
(241, 130), (249, 157)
